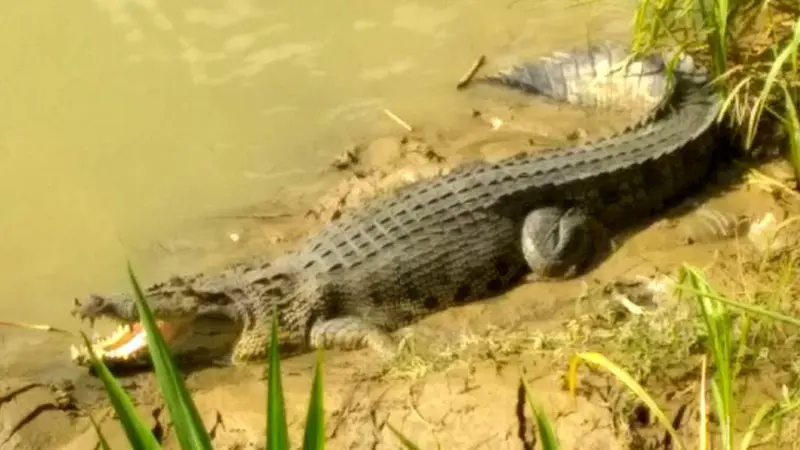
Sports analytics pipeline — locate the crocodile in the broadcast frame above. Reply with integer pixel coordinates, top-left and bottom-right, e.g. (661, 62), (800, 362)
(69, 41), (722, 367)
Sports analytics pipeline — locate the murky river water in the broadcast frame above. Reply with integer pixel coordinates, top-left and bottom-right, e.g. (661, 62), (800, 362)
(0, 0), (635, 329)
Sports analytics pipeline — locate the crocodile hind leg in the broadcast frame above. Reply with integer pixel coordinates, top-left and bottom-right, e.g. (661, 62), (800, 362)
(308, 317), (399, 360)
(521, 206), (610, 279)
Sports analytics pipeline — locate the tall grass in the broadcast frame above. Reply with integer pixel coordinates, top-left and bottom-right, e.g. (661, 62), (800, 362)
(633, 0), (800, 175)
(565, 6), (800, 447)
(568, 264), (800, 449)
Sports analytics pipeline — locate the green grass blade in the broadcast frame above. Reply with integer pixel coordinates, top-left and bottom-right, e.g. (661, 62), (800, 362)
(679, 265), (735, 448)
(741, 400), (780, 449)
(80, 333), (161, 450)
(674, 284), (800, 327)
(127, 263), (213, 450)
(779, 81), (800, 181)
(745, 19), (800, 148)
(520, 376), (560, 450)
(266, 315), (290, 450)
(302, 350), (326, 450)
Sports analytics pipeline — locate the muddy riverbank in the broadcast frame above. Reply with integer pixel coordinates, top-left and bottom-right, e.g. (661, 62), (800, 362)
(5, 87), (800, 447)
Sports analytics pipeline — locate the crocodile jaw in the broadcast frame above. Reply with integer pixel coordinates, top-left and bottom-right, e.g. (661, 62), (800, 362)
(70, 320), (179, 366)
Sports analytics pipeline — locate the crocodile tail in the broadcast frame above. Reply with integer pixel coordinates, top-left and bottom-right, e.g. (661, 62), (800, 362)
(477, 41), (679, 128)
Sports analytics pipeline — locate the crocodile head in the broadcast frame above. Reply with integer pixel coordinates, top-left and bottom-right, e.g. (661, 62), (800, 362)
(68, 262), (301, 368)
(69, 289), (242, 368)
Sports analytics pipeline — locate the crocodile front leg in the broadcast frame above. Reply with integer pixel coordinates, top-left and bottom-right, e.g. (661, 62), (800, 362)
(229, 314), (274, 365)
(309, 317), (398, 360)
(520, 206), (610, 279)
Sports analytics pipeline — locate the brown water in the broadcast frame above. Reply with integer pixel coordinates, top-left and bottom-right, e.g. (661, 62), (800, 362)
(0, 0), (635, 329)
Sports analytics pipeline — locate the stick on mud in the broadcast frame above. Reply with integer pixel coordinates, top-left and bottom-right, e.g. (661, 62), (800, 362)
(0, 321), (71, 334)
(456, 55), (486, 90)
(383, 108), (413, 132)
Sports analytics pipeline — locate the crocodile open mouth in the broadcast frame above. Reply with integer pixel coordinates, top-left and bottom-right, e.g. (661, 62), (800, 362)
(70, 320), (178, 362)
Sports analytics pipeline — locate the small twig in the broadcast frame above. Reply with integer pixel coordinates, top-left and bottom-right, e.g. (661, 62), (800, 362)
(382, 108), (413, 132)
(456, 55), (486, 90)
(0, 321), (71, 334)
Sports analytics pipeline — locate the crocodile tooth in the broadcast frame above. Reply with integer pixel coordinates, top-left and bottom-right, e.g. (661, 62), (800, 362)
(70, 345), (79, 360)
(112, 324), (129, 341)
(94, 324), (130, 347)
(108, 349), (128, 360)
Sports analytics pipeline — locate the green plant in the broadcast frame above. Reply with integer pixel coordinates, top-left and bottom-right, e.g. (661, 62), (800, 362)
(632, 0), (800, 172)
(568, 264), (800, 449)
